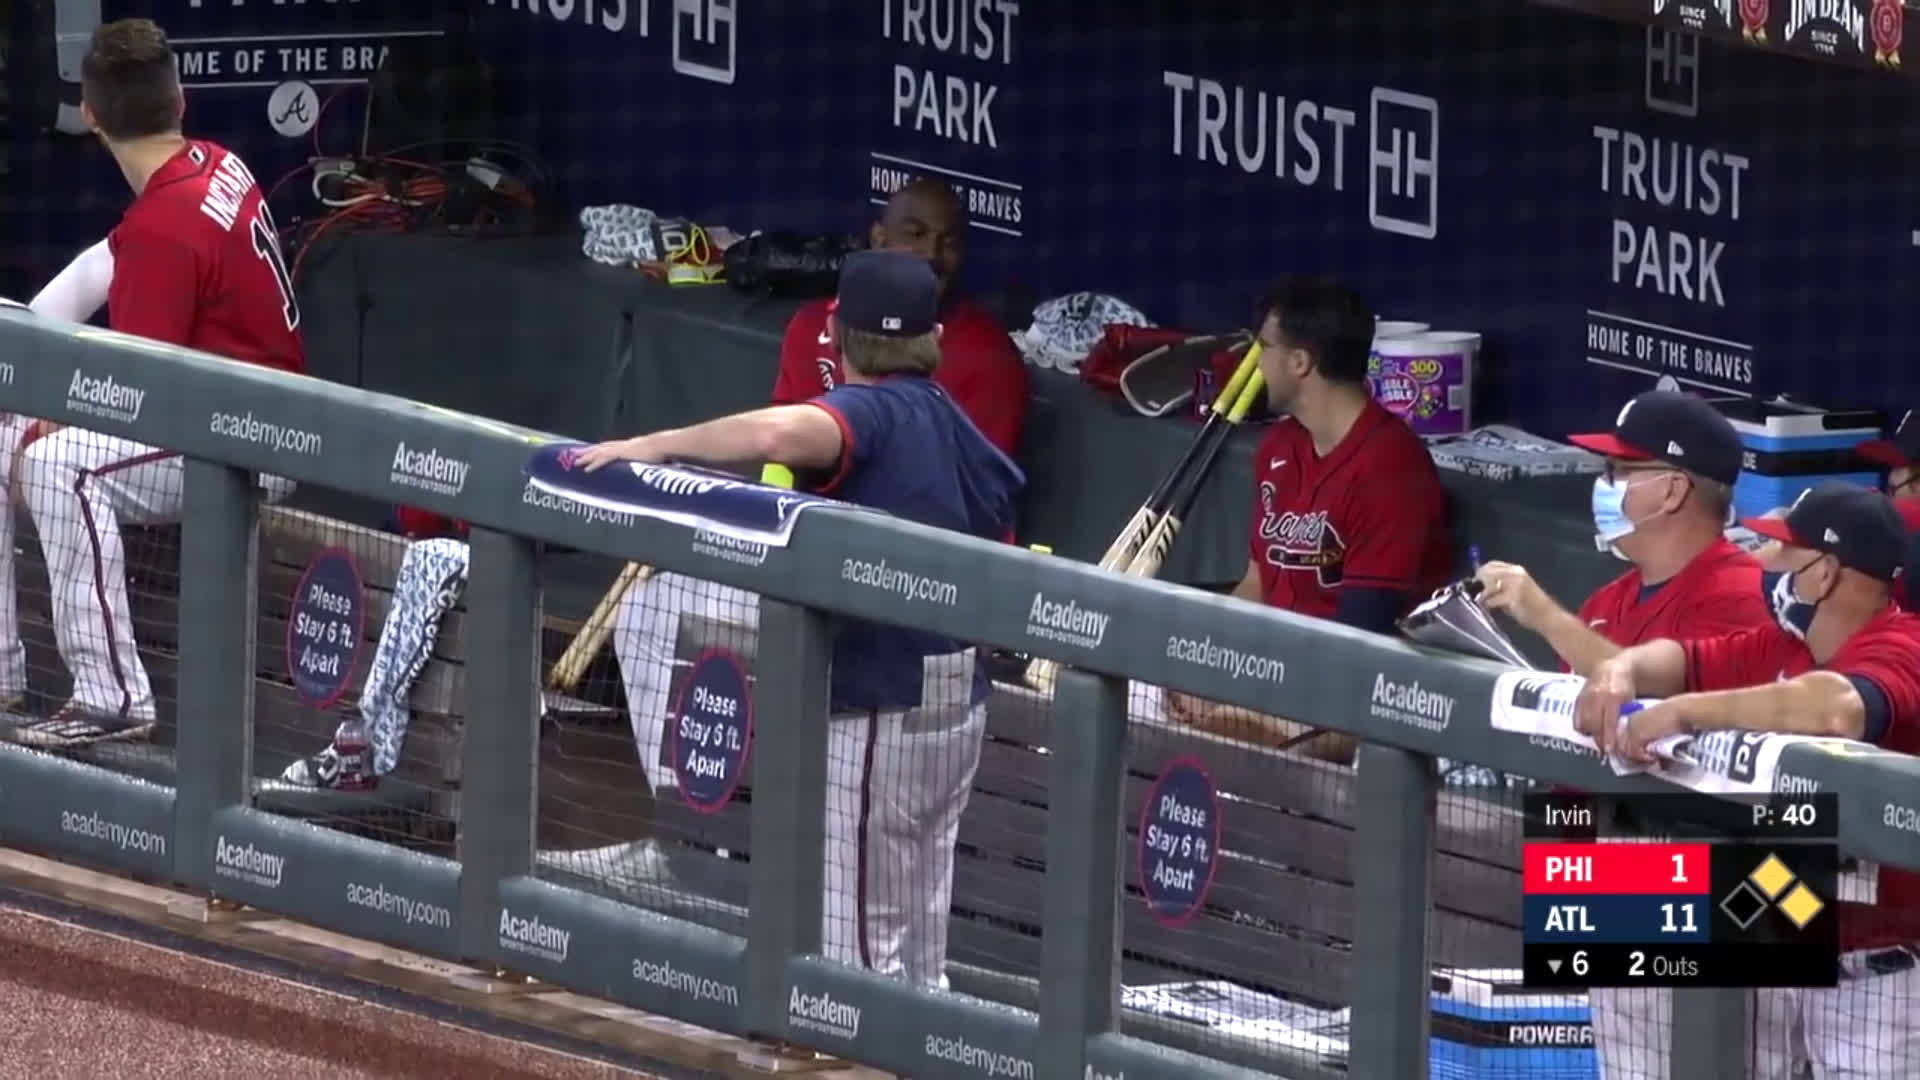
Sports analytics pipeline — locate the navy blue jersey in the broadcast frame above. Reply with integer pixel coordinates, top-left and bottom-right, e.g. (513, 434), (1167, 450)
(808, 374), (1025, 711)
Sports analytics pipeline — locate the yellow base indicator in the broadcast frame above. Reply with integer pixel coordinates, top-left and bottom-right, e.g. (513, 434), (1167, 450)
(1778, 883), (1826, 929)
(1750, 853), (1796, 899)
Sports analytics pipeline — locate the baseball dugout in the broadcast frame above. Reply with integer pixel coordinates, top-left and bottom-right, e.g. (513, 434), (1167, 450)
(542, 608), (1526, 1054)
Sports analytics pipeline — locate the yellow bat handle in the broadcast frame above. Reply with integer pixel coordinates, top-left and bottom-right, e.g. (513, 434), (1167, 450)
(761, 463), (795, 489)
(1209, 342), (1261, 417)
(1227, 369), (1267, 421)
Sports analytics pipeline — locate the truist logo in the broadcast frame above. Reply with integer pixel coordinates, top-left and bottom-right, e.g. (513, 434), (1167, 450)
(390, 442), (470, 497)
(788, 987), (861, 1040)
(67, 370), (144, 423)
(1025, 593), (1110, 650)
(212, 835), (284, 888)
(1369, 673), (1455, 732)
(497, 908), (570, 963)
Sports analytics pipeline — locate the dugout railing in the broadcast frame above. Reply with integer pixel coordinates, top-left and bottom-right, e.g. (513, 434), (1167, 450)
(0, 307), (1918, 1080)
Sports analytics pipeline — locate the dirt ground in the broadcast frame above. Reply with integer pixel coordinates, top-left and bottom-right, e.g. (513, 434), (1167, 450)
(0, 903), (666, 1079)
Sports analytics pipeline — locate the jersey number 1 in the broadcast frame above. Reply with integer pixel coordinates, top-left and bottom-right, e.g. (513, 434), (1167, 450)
(250, 205), (300, 332)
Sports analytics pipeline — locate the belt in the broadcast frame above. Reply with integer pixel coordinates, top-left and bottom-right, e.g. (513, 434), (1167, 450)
(1840, 944), (1920, 980)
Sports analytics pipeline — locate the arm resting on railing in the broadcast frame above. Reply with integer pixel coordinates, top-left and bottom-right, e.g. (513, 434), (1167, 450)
(574, 404), (843, 474)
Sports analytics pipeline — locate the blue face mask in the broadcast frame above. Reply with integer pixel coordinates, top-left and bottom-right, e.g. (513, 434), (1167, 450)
(1762, 563), (1823, 641)
(1591, 476), (1638, 553)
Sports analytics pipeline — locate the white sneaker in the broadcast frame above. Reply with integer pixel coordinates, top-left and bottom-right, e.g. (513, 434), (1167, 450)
(535, 838), (675, 891)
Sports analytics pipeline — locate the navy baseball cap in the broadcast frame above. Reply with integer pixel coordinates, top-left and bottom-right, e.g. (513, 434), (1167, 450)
(1741, 481), (1907, 582)
(835, 250), (938, 337)
(1858, 409), (1920, 469)
(1568, 390), (1744, 487)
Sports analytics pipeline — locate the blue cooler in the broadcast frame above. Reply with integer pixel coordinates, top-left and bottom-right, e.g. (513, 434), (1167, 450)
(1714, 399), (1883, 519)
(1430, 968), (1595, 1080)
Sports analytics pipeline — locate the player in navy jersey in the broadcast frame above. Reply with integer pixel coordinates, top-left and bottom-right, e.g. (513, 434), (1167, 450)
(4, 20), (306, 749)
(570, 250), (1025, 989)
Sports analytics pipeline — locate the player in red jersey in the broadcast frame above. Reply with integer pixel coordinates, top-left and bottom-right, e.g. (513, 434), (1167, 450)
(772, 178), (1028, 456)
(5, 20), (306, 749)
(1167, 276), (1452, 761)
(1857, 408), (1920, 611)
(1476, 391), (1767, 674)
(1577, 482), (1920, 1078)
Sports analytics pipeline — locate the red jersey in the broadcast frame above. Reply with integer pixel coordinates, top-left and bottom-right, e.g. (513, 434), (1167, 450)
(108, 140), (305, 375)
(1575, 540), (1767, 653)
(1248, 399), (1451, 620)
(1681, 609), (1920, 950)
(773, 295), (1028, 455)
(1894, 497), (1920, 612)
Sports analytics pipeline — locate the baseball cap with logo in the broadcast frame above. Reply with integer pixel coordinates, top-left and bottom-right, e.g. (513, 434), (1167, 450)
(1740, 481), (1906, 582)
(1567, 390), (1744, 487)
(835, 250), (938, 337)
(1857, 409), (1920, 469)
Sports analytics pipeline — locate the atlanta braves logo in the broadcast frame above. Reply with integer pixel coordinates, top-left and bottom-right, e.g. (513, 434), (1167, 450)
(1256, 483), (1349, 587)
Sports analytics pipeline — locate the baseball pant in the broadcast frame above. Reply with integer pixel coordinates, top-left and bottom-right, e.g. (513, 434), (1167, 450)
(1594, 954), (1920, 1079)
(5, 427), (290, 720)
(611, 571), (985, 989)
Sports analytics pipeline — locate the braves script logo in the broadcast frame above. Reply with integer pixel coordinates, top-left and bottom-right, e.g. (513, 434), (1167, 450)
(1257, 482), (1348, 587)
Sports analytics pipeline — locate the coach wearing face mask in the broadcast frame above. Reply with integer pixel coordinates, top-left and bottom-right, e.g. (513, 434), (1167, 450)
(1474, 390), (1769, 676)
(1574, 482), (1920, 1079)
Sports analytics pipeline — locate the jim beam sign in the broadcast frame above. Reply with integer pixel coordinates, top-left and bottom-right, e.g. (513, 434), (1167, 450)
(1655, 1), (1735, 32)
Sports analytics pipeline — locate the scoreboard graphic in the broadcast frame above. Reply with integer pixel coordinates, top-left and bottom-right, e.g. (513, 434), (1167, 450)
(1521, 793), (1840, 989)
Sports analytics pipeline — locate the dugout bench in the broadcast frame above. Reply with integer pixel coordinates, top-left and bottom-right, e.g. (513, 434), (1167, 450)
(551, 613), (1528, 1013)
(5, 505), (649, 855)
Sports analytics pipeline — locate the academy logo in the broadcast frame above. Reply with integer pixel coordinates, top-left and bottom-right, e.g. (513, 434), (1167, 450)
(213, 835), (284, 888)
(1370, 673), (1455, 732)
(390, 442), (470, 497)
(497, 908), (571, 963)
(1025, 593), (1110, 650)
(788, 986), (861, 1040)
(67, 370), (145, 424)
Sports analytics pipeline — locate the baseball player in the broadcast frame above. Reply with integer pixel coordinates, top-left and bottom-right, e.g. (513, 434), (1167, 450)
(1476, 391), (1768, 672)
(4, 20), (305, 749)
(772, 178), (1028, 455)
(1857, 408), (1920, 611)
(1472, 391), (1772, 1067)
(1164, 276), (1451, 761)
(545, 185), (1031, 884)
(569, 251), (1024, 990)
(1578, 482), (1920, 1079)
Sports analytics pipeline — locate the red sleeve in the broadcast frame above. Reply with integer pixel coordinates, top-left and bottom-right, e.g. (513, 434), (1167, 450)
(772, 302), (833, 405)
(934, 306), (1028, 456)
(1340, 442), (1449, 591)
(1829, 626), (1920, 752)
(107, 215), (202, 345)
(1679, 625), (1800, 692)
(1678, 580), (1772, 637)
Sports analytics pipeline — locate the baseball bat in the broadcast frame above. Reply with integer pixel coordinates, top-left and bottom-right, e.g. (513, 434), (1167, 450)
(546, 462), (795, 694)
(1024, 343), (1264, 694)
(548, 561), (652, 694)
(1120, 368), (1267, 581)
(1091, 343), (1260, 574)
